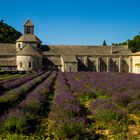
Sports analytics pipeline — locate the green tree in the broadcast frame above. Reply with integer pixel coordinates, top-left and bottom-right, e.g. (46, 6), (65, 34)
(128, 35), (140, 52)
(112, 33), (140, 53)
(103, 40), (107, 46)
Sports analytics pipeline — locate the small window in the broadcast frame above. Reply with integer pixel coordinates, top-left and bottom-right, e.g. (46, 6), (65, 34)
(29, 62), (31, 68)
(18, 43), (20, 48)
(27, 27), (30, 34)
(20, 62), (22, 68)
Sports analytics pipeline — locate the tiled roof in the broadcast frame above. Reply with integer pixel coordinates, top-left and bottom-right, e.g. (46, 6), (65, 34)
(42, 45), (132, 56)
(132, 51), (140, 56)
(16, 34), (42, 43)
(48, 58), (62, 65)
(0, 57), (16, 66)
(17, 44), (42, 56)
(0, 43), (16, 56)
(24, 19), (34, 27)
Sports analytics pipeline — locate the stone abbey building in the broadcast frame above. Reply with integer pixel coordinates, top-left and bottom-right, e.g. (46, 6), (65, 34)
(0, 19), (140, 73)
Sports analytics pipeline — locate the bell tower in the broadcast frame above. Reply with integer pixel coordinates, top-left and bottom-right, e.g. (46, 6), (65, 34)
(24, 19), (34, 34)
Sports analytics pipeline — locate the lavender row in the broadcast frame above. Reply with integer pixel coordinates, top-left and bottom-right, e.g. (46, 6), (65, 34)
(0, 73), (28, 85)
(71, 72), (140, 113)
(0, 73), (21, 79)
(0, 72), (51, 115)
(47, 72), (90, 139)
(0, 72), (56, 133)
(0, 72), (44, 94)
(18, 72), (56, 116)
(65, 73), (129, 124)
(65, 72), (96, 104)
(0, 73), (11, 79)
(89, 99), (127, 122)
(74, 72), (140, 95)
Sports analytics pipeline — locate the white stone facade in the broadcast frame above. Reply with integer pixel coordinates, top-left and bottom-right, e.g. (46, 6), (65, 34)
(17, 55), (42, 71)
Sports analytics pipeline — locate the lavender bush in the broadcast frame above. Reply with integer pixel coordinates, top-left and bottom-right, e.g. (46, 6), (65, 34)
(89, 99), (126, 122)
(0, 108), (27, 133)
(127, 100), (140, 115)
(112, 91), (133, 106)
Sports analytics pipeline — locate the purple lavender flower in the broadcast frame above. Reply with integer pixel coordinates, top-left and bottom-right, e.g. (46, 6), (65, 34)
(89, 99), (125, 121)
(127, 100), (140, 114)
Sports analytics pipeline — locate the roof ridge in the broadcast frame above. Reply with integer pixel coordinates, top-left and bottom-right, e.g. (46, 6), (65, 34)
(24, 19), (34, 26)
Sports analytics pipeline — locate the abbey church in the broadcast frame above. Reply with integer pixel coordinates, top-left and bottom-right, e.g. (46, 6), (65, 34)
(0, 19), (140, 73)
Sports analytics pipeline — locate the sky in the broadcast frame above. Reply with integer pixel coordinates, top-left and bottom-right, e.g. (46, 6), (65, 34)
(0, 0), (140, 45)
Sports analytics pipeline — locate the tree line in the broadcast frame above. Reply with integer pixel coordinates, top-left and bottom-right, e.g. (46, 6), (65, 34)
(0, 20), (22, 43)
(112, 33), (140, 53)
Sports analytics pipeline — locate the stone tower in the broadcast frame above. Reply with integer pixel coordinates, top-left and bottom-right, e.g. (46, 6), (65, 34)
(16, 19), (42, 52)
(16, 19), (42, 71)
(17, 44), (42, 71)
(24, 19), (34, 34)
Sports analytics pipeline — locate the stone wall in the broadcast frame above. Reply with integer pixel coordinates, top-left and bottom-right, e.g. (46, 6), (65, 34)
(76, 55), (132, 73)
(42, 56), (61, 71)
(64, 63), (77, 72)
(132, 56), (140, 73)
(0, 67), (16, 71)
(17, 55), (42, 71)
(15, 54), (132, 73)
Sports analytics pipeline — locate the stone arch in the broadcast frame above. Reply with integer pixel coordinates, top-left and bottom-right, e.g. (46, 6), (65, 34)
(100, 58), (107, 72)
(110, 58), (119, 72)
(121, 59), (129, 73)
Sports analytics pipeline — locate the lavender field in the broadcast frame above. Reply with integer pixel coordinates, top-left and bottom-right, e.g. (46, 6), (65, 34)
(0, 71), (140, 140)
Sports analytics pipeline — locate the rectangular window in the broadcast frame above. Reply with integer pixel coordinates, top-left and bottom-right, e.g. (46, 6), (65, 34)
(29, 62), (31, 68)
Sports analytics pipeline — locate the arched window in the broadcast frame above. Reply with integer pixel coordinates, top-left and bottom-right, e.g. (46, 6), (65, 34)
(20, 62), (22, 68)
(18, 43), (21, 49)
(29, 62), (31, 68)
(27, 27), (30, 34)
